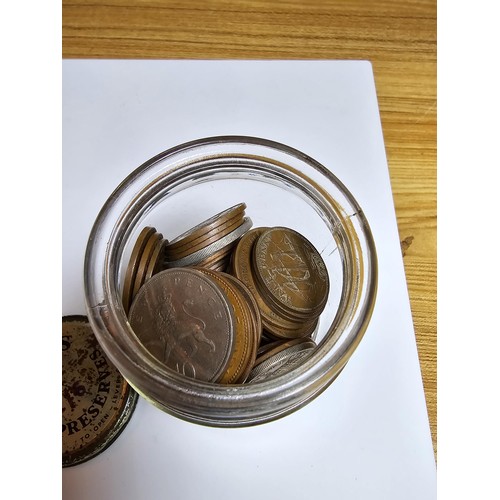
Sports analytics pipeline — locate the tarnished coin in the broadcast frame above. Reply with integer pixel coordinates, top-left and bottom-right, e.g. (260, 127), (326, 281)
(166, 214), (245, 261)
(122, 226), (156, 314)
(62, 316), (137, 467)
(144, 237), (167, 282)
(165, 217), (252, 268)
(222, 273), (263, 350)
(247, 338), (317, 384)
(231, 227), (280, 328)
(132, 230), (164, 299)
(231, 227), (310, 337)
(197, 269), (256, 384)
(263, 316), (319, 341)
(190, 240), (235, 272)
(128, 269), (235, 382)
(253, 227), (329, 320)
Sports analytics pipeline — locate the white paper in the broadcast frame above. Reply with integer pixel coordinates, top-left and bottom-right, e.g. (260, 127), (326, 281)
(62, 60), (436, 500)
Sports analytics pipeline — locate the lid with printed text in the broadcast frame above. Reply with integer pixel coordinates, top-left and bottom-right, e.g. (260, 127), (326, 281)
(62, 315), (138, 467)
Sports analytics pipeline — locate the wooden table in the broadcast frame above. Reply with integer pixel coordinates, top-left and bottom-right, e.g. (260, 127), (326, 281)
(63, 0), (437, 457)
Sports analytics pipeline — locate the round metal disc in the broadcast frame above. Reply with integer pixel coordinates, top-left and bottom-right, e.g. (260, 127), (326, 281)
(165, 203), (246, 250)
(122, 226), (157, 314)
(128, 269), (235, 382)
(253, 227), (329, 319)
(62, 315), (138, 467)
(196, 269), (256, 384)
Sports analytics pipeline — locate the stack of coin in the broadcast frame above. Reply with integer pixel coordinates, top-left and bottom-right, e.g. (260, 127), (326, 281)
(122, 226), (167, 314)
(230, 227), (329, 340)
(195, 268), (260, 384)
(121, 204), (329, 385)
(163, 203), (252, 272)
(128, 268), (260, 384)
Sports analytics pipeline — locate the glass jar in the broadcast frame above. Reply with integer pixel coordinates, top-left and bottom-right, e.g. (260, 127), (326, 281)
(84, 136), (378, 427)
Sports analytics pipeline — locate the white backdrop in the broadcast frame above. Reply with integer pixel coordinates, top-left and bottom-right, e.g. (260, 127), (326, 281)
(62, 60), (436, 500)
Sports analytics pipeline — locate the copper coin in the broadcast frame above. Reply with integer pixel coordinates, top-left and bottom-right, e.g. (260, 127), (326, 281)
(165, 203), (246, 251)
(197, 269), (255, 384)
(165, 217), (252, 268)
(122, 226), (156, 314)
(132, 231), (164, 300)
(128, 269), (235, 382)
(196, 254), (231, 273)
(263, 316), (319, 341)
(207, 260), (231, 273)
(194, 242), (237, 269)
(144, 237), (167, 282)
(253, 227), (329, 320)
(165, 213), (245, 261)
(220, 272), (262, 379)
(222, 273), (263, 355)
(62, 316), (137, 467)
(231, 227), (306, 334)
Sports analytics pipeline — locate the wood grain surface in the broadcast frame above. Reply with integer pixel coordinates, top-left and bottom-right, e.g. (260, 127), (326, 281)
(63, 0), (437, 457)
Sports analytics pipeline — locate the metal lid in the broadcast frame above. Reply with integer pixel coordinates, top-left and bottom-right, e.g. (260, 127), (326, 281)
(62, 315), (138, 467)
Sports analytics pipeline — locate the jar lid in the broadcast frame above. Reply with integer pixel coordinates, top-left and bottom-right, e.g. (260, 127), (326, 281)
(62, 315), (138, 467)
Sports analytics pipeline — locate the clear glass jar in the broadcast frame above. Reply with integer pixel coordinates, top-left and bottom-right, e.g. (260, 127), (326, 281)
(84, 136), (378, 427)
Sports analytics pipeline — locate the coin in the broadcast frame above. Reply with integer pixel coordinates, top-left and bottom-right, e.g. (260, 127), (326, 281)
(264, 316), (319, 341)
(231, 227), (309, 337)
(144, 236), (167, 282)
(166, 217), (252, 268)
(166, 213), (245, 261)
(122, 226), (156, 314)
(128, 269), (235, 382)
(165, 203), (246, 251)
(189, 240), (235, 271)
(222, 272), (263, 353)
(253, 227), (329, 320)
(247, 338), (317, 384)
(132, 231), (164, 299)
(196, 269), (256, 384)
(62, 316), (137, 467)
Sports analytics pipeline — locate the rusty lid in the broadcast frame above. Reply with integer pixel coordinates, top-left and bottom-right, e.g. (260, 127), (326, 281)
(62, 315), (138, 467)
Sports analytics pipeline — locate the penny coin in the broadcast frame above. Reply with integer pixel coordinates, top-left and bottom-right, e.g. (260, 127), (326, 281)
(165, 213), (245, 261)
(231, 227), (307, 335)
(128, 269), (235, 382)
(62, 315), (137, 467)
(264, 316), (319, 341)
(165, 203), (246, 251)
(207, 260), (231, 273)
(253, 227), (329, 320)
(122, 226), (156, 314)
(166, 217), (252, 268)
(132, 231), (164, 300)
(191, 241), (235, 271)
(144, 236), (167, 282)
(219, 272), (262, 379)
(196, 269), (255, 384)
(222, 273), (262, 353)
